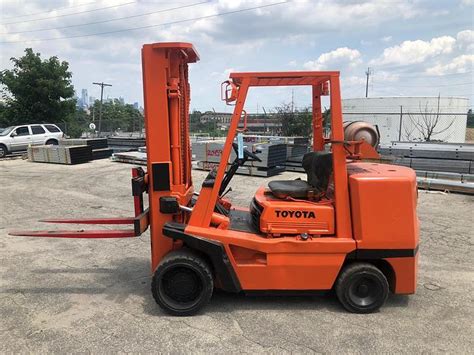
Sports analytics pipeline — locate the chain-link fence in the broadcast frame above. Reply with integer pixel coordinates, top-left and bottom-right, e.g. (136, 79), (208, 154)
(57, 118), (145, 138)
(343, 111), (468, 145)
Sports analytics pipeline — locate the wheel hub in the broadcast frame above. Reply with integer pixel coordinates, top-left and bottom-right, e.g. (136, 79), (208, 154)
(348, 276), (381, 307)
(161, 267), (202, 304)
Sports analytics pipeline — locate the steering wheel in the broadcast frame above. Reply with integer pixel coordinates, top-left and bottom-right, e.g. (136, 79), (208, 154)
(232, 143), (262, 162)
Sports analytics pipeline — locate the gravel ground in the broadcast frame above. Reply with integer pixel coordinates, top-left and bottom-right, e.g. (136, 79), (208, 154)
(1, 158), (473, 353)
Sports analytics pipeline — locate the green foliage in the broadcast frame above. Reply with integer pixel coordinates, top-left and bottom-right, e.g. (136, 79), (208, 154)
(467, 109), (474, 128)
(189, 110), (226, 137)
(66, 108), (90, 138)
(276, 103), (312, 136)
(323, 108), (331, 130)
(0, 48), (76, 127)
(190, 110), (203, 132)
(89, 99), (143, 133)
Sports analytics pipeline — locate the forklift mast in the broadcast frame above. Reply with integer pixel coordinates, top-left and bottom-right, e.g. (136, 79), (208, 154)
(141, 43), (199, 269)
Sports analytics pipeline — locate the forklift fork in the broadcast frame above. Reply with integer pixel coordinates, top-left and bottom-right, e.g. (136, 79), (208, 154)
(9, 167), (149, 239)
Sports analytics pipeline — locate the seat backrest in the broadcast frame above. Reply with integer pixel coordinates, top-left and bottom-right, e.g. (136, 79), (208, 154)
(302, 151), (333, 192)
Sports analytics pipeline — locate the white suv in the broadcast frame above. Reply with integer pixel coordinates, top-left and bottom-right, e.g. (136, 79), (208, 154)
(0, 124), (64, 158)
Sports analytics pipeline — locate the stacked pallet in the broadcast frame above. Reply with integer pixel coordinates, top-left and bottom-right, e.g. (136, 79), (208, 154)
(60, 138), (107, 149)
(28, 145), (92, 165)
(111, 151), (147, 165)
(379, 141), (474, 194)
(240, 135), (310, 162)
(379, 142), (474, 174)
(107, 137), (146, 152)
(60, 138), (113, 160)
(192, 140), (287, 177)
(284, 155), (306, 172)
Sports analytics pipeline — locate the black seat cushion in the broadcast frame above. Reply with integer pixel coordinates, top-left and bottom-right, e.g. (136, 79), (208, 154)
(268, 179), (312, 199)
(268, 151), (333, 200)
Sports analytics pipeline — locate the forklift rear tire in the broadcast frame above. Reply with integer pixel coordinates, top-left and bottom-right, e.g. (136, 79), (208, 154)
(151, 249), (213, 316)
(335, 263), (389, 314)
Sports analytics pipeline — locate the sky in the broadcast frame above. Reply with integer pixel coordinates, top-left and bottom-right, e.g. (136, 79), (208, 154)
(1, 0), (473, 113)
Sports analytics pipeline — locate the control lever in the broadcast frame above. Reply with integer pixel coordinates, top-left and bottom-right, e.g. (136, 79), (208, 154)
(220, 187), (232, 198)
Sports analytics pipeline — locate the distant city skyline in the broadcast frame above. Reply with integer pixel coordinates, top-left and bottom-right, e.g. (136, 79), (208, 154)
(75, 87), (140, 110)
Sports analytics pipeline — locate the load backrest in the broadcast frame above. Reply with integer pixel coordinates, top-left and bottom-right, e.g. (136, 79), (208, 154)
(302, 152), (333, 192)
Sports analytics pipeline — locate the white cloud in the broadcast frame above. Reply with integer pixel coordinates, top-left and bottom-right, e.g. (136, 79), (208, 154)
(304, 47), (362, 70)
(456, 30), (474, 50)
(426, 54), (474, 75)
(375, 71), (399, 82)
(372, 36), (456, 66)
(381, 36), (393, 43)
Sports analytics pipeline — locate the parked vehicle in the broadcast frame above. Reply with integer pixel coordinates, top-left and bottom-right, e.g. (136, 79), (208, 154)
(0, 124), (64, 158)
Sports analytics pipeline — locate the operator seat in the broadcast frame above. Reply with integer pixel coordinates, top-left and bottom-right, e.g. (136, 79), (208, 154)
(268, 151), (333, 200)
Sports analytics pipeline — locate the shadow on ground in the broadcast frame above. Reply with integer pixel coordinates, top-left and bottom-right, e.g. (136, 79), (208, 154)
(2, 256), (410, 315)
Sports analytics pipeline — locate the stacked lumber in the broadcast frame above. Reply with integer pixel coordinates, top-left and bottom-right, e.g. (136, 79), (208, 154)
(28, 145), (92, 165)
(240, 135), (310, 162)
(111, 151), (147, 165)
(379, 141), (474, 161)
(107, 137), (146, 152)
(60, 138), (112, 160)
(379, 141), (474, 194)
(192, 140), (287, 177)
(59, 138), (107, 149)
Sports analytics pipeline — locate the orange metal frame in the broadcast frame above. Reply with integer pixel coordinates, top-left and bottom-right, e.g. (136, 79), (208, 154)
(189, 72), (351, 236)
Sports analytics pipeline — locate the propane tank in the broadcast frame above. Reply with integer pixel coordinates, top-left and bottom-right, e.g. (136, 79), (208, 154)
(343, 121), (380, 148)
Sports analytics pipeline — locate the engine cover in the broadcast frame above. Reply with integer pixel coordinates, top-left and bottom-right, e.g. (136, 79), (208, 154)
(251, 187), (335, 236)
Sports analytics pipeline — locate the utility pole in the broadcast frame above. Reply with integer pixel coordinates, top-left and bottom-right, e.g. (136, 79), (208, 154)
(365, 67), (372, 98)
(92, 82), (112, 136)
(291, 89), (295, 112)
(261, 105), (267, 133)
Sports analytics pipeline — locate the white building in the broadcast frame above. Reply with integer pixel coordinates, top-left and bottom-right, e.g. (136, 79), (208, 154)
(342, 96), (469, 144)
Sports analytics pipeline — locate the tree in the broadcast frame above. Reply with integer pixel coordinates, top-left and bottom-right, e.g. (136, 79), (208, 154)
(0, 48), (76, 127)
(407, 94), (454, 142)
(190, 110), (203, 132)
(275, 103), (312, 136)
(89, 99), (143, 133)
(467, 109), (474, 128)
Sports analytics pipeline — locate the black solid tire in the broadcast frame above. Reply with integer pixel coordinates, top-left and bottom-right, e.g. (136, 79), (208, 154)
(0, 144), (7, 158)
(46, 139), (58, 145)
(335, 263), (389, 314)
(151, 249), (213, 316)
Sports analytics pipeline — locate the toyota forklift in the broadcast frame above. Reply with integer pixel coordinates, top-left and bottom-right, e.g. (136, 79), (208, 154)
(11, 43), (419, 315)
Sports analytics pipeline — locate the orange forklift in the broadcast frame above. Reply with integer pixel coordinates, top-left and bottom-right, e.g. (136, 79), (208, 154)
(11, 43), (419, 315)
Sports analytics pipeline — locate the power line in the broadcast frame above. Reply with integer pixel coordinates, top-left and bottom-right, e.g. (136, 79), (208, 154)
(394, 70), (474, 78)
(1, 1), (209, 35)
(1, 1), (136, 25)
(373, 81), (473, 88)
(1, 1), (98, 20)
(0, 1), (289, 44)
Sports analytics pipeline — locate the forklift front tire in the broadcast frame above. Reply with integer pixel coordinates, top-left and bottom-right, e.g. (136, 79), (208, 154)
(335, 263), (389, 314)
(152, 249), (214, 316)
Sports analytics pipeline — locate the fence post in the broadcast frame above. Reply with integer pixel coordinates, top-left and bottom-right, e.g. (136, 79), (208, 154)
(398, 105), (403, 141)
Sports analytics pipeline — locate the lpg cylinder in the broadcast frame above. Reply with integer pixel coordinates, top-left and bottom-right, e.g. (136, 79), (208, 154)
(343, 121), (380, 147)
